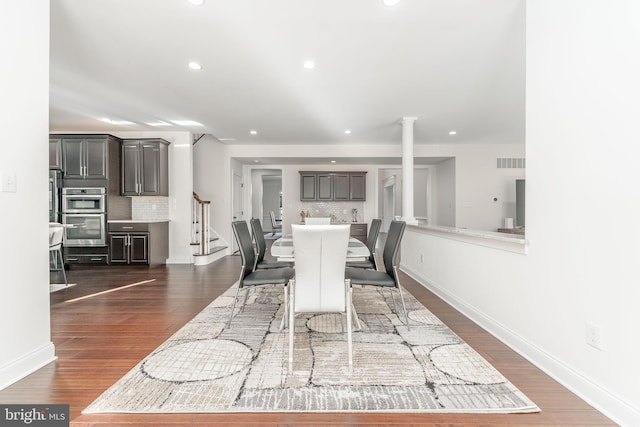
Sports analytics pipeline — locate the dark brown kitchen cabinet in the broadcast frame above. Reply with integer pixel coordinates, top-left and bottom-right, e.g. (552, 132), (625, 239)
(350, 223), (368, 244)
(349, 173), (366, 201)
(49, 137), (62, 170)
(121, 139), (169, 196)
(300, 173), (317, 201)
(62, 136), (109, 180)
(333, 173), (350, 200)
(317, 174), (333, 200)
(109, 233), (148, 264)
(108, 222), (168, 265)
(299, 171), (367, 201)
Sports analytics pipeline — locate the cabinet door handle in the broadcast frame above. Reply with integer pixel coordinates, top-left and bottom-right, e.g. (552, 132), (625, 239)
(122, 226), (134, 230)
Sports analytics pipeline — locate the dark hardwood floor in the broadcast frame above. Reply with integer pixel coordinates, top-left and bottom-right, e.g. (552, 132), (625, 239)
(0, 253), (615, 426)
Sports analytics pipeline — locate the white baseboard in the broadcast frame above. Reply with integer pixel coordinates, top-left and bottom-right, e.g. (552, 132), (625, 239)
(166, 256), (194, 264)
(401, 263), (639, 427)
(0, 342), (56, 392)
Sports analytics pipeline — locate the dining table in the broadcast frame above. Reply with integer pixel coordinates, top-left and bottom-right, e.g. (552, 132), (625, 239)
(270, 235), (370, 262)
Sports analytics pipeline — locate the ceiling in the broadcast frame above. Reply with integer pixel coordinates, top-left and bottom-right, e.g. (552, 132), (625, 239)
(50, 0), (526, 152)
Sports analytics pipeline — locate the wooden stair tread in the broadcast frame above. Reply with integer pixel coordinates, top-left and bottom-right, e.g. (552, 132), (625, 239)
(192, 245), (227, 257)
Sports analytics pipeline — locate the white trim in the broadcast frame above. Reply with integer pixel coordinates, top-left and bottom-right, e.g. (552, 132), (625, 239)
(0, 343), (56, 391)
(400, 264), (638, 426)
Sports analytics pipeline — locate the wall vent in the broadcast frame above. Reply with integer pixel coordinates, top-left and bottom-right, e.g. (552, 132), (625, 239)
(497, 158), (526, 169)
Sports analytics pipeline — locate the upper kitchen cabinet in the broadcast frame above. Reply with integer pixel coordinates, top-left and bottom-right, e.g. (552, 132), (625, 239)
(49, 137), (62, 170)
(299, 171), (367, 201)
(349, 173), (366, 201)
(121, 139), (169, 196)
(300, 173), (317, 201)
(62, 136), (111, 180)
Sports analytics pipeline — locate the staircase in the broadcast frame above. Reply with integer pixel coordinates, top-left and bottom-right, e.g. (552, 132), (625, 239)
(191, 192), (227, 265)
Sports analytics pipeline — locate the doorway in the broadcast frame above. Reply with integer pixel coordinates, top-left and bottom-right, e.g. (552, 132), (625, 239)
(250, 169), (283, 236)
(383, 175), (396, 232)
(232, 171), (244, 252)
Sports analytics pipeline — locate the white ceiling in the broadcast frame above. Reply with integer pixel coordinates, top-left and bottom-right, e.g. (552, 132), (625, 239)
(50, 0), (525, 150)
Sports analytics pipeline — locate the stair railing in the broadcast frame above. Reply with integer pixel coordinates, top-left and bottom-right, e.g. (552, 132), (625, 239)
(192, 192), (211, 255)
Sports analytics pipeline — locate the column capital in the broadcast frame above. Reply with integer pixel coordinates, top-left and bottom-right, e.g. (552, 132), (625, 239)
(401, 116), (418, 123)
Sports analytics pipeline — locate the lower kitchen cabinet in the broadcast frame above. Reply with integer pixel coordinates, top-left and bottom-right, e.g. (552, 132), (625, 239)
(108, 221), (168, 265)
(109, 233), (148, 264)
(350, 223), (368, 244)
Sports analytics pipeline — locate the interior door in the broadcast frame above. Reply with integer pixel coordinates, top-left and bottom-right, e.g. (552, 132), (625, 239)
(232, 171), (244, 252)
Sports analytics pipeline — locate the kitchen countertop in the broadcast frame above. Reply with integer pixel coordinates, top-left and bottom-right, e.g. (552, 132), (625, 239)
(107, 219), (170, 223)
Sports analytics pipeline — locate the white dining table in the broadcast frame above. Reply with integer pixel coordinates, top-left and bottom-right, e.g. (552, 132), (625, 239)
(270, 236), (370, 262)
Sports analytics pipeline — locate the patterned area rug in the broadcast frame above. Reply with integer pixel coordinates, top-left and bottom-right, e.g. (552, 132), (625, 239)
(83, 284), (539, 413)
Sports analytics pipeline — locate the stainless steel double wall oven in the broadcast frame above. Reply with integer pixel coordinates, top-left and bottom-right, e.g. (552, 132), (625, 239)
(61, 187), (107, 247)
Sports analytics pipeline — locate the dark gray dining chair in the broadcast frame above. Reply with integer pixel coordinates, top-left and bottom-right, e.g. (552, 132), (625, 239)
(228, 220), (294, 328)
(345, 220), (410, 328)
(250, 218), (294, 270)
(346, 218), (382, 270)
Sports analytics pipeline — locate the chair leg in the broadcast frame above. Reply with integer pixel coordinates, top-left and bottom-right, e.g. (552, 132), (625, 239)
(345, 280), (353, 373)
(57, 249), (68, 286)
(396, 285), (410, 330)
(227, 284), (243, 328)
(279, 283), (289, 331)
(288, 279), (296, 373)
(351, 301), (362, 331)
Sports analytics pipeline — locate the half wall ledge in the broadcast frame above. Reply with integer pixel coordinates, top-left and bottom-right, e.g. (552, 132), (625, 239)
(406, 224), (529, 255)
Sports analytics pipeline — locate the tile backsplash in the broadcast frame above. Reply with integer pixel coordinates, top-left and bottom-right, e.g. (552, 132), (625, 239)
(291, 201), (365, 223)
(132, 197), (169, 220)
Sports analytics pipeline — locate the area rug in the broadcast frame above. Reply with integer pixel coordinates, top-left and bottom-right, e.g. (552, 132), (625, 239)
(83, 284), (539, 414)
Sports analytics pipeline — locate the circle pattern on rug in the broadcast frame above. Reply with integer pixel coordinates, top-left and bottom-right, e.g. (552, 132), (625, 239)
(307, 314), (346, 333)
(430, 343), (505, 384)
(408, 309), (444, 325)
(142, 339), (252, 382)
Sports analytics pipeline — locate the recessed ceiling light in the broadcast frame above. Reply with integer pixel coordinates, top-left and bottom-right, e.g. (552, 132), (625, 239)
(188, 62), (202, 70)
(344, 130), (351, 135)
(383, 0), (400, 6)
(449, 131), (457, 135)
(146, 121), (173, 127)
(254, 160), (259, 163)
(100, 118), (134, 125)
(187, 0), (204, 6)
(303, 60), (316, 69)
(330, 160), (337, 164)
(250, 130), (258, 135)
(217, 138), (236, 142)
(171, 120), (203, 126)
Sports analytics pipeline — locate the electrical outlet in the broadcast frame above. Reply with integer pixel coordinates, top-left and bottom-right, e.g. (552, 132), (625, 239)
(586, 322), (602, 350)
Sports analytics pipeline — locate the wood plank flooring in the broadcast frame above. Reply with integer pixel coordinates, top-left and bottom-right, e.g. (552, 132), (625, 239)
(0, 254), (615, 426)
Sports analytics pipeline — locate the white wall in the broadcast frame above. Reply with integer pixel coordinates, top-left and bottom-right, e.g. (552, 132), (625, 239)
(0, 0), (56, 390)
(401, 1), (640, 425)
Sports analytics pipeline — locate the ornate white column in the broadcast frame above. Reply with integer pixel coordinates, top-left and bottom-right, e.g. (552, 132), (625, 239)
(401, 117), (417, 224)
